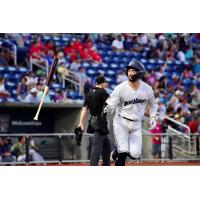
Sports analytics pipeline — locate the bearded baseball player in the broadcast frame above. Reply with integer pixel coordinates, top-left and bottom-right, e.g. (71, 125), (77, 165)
(105, 59), (157, 166)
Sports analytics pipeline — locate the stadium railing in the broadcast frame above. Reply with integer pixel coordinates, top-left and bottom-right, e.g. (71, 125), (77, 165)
(0, 132), (200, 165)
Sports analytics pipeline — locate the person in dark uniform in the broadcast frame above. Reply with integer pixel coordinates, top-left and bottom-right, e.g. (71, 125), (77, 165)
(78, 75), (111, 166)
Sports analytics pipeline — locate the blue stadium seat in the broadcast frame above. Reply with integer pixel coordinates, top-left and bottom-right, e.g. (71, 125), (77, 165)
(15, 73), (21, 80)
(112, 51), (122, 57)
(51, 83), (62, 89)
(103, 56), (112, 63)
(97, 69), (105, 75)
(140, 58), (148, 64)
(67, 91), (81, 99)
(182, 79), (192, 90)
(42, 35), (52, 41)
(86, 69), (97, 76)
(104, 77), (112, 83)
(61, 37), (70, 43)
(148, 59), (156, 66)
(113, 57), (120, 64)
(110, 63), (118, 69)
(119, 63), (125, 69)
(91, 63), (100, 68)
(101, 63), (109, 69)
(105, 69), (115, 77)
(53, 36), (60, 41)
(0, 66), (5, 73)
(99, 50), (107, 57)
(157, 59), (164, 65)
(122, 57), (129, 64)
(19, 67), (27, 73)
(8, 66), (17, 72)
(82, 62), (90, 68)
(5, 81), (17, 90)
(7, 97), (17, 103)
(55, 41), (64, 47)
(107, 50), (113, 56)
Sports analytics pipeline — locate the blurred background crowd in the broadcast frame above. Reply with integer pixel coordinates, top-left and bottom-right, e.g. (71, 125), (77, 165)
(0, 33), (200, 134)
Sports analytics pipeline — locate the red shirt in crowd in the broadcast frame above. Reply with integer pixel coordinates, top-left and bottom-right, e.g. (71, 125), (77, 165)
(29, 42), (45, 58)
(150, 123), (162, 144)
(188, 120), (198, 133)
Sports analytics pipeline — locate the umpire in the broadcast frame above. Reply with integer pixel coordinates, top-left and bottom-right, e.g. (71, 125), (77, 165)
(77, 75), (111, 166)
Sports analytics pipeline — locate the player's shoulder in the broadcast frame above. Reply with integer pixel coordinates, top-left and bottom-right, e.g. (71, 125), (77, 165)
(140, 80), (153, 91)
(115, 81), (129, 90)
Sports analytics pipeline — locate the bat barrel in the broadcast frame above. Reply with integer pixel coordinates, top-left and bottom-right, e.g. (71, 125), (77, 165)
(46, 58), (58, 86)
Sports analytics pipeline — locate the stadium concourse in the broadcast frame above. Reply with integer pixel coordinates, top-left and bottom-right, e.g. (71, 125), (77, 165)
(0, 33), (200, 165)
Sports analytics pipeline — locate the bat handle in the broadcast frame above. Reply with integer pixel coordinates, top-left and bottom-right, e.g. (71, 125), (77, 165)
(33, 86), (49, 121)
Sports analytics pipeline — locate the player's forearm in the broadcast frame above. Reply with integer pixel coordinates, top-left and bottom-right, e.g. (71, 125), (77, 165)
(149, 97), (157, 118)
(79, 107), (88, 125)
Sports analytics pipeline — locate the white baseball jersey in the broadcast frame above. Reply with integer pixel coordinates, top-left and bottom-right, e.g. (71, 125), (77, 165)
(106, 80), (157, 121)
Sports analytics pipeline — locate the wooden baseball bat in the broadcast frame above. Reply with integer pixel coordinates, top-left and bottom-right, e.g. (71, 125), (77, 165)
(33, 58), (58, 121)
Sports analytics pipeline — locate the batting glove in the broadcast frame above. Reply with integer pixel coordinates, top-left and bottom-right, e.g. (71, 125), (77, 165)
(104, 105), (115, 115)
(149, 116), (156, 130)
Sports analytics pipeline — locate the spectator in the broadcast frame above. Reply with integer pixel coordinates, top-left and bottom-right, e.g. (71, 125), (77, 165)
(116, 70), (128, 84)
(25, 87), (40, 103)
(0, 137), (3, 162)
(16, 76), (28, 102)
(87, 48), (102, 63)
(0, 50), (9, 66)
(77, 67), (89, 97)
(174, 107), (185, 123)
(64, 43), (76, 62)
(137, 33), (149, 46)
(45, 40), (55, 54)
(54, 88), (65, 103)
(37, 87), (51, 103)
(112, 35), (124, 51)
(0, 77), (10, 99)
(167, 73), (182, 90)
(70, 59), (81, 72)
(156, 76), (167, 91)
(169, 90), (182, 112)
(156, 98), (166, 120)
(146, 69), (156, 85)
(11, 136), (45, 163)
(29, 38), (45, 59)
(188, 115), (198, 134)
(45, 50), (54, 66)
(150, 121), (162, 159)
(180, 68), (193, 80)
(180, 96), (190, 113)
(123, 35), (133, 51)
(1, 137), (16, 162)
(25, 71), (36, 90)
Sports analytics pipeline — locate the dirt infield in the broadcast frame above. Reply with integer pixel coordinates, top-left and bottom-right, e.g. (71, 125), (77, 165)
(44, 161), (200, 166)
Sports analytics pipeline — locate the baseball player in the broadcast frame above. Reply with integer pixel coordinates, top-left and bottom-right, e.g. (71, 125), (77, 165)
(105, 59), (157, 166)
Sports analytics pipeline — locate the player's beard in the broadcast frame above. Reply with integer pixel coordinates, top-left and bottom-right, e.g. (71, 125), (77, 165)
(128, 74), (140, 82)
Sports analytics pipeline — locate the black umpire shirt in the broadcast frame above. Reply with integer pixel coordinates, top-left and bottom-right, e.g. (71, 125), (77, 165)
(84, 87), (109, 116)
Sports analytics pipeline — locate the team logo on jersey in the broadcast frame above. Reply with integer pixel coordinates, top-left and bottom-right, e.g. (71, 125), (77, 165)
(124, 98), (146, 106)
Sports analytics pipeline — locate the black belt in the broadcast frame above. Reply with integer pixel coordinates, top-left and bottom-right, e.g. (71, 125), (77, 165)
(118, 114), (139, 122)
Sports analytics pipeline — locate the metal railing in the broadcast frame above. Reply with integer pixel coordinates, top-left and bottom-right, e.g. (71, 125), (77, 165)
(164, 115), (191, 133)
(61, 69), (82, 96)
(30, 56), (49, 77)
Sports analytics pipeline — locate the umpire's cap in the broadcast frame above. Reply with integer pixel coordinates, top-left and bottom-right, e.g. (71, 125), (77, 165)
(125, 59), (146, 74)
(95, 75), (107, 85)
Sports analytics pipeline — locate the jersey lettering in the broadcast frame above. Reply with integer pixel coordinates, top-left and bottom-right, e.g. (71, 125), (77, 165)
(124, 98), (146, 106)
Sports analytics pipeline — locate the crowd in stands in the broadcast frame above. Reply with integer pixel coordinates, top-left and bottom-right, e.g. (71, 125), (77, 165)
(0, 33), (200, 133)
(0, 136), (44, 164)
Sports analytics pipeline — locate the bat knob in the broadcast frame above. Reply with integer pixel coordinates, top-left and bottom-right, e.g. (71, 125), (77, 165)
(33, 116), (38, 121)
